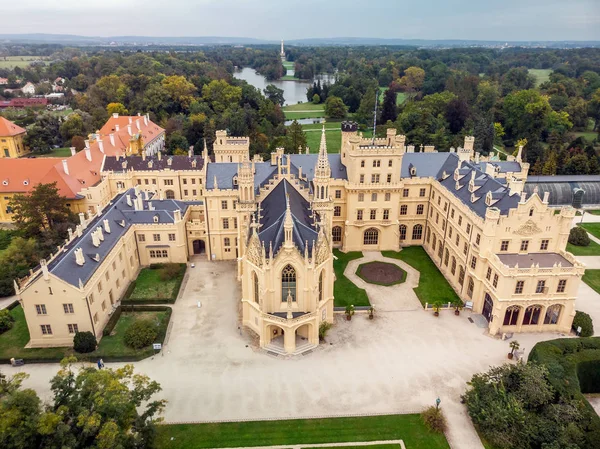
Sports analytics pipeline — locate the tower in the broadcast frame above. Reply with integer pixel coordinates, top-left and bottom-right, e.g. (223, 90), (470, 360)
(312, 126), (334, 230)
(280, 39), (285, 60)
(237, 157), (256, 211)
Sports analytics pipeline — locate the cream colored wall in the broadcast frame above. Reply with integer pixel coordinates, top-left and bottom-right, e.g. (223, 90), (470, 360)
(204, 190), (240, 261)
(213, 130), (250, 163)
(0, 133), (28, 158)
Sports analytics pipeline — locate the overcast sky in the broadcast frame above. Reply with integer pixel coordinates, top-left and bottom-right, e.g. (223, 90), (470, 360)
(2, 0), (600, 41)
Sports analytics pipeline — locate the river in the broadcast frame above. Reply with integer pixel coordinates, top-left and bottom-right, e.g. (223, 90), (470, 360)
(234, 67), (334, 106)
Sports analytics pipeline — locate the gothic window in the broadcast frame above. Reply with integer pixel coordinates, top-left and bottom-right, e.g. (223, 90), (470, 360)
(444, 249), (449, 266)
(523, 305), (542, 325)
(503, 306), (520, 326)
(451, 257), (457, 275)
(332, 226), (342, 243)
(544, 304), (561, 325)
(364, 228), (379, 245)
(412, 224), (423, 240)
(399, 225), (407, 241)
(467, 277), (474, 299)
(281, 265), (297, 302)
(253, 272), (259, 303)
(319, 271), (324, 302)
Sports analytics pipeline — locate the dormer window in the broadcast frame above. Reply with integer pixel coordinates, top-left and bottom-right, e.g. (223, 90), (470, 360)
(233, 176), (238, 186)
(529, 208), (534, 217)
(410, 167), (417, 176)
(153, 215), (159, 223)
(23, 180), (29, 186)
(2, 180), (8, 186)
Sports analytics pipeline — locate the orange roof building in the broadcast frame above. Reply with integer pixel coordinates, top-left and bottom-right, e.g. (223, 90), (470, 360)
(0, 116), (29, 158)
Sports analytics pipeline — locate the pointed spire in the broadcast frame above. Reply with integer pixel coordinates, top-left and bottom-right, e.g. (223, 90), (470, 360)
(203, 138), (209, 161)
(315, 124), (330, 177)
(284, 194), (294, 248)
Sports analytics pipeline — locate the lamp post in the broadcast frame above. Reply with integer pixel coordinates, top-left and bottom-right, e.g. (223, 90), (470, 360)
(436, 397), (441, 410)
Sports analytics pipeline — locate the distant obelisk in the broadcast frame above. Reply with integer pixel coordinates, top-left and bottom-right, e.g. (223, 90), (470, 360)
(280, 39), (285, 61)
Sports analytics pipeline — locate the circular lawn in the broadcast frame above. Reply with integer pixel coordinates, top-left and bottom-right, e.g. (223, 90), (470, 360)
(356, 261), (407, 286)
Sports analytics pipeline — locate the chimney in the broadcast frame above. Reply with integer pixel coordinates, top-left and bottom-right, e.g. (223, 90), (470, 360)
(157, 152), (162, 161)
(112, 113), (119, 119)
(115, 124), (120, 132)
(126, 194), (132, 207)
(520, 192), (527, 203)
(103, 219), (111, 233)
(91, 229), (100, 247)
(136, 119), (141, 131)
(109, 133), (115, 146)
(134, 195), (143, 211)
(96, 226), (104, 241)
(128, 117), (132, 124)
(70, 147), (76, 156)
(142, 151), (146, 161)
(543, 191), (550, 203)
(97, 138), (104, 153)
(68, 228), (73, 240)
(41, 259), (49, 280)
(85, 139), (90, 149)
(188, 147), (193, 158)
(75, 224), (82, 237)
(75, 248), (85, 266)
(148, 201), (154, 211)
(174, 209), (182, 222)
(79, 212), (86, 227)
(167, 157), (172, 166)
(84, 147), (92, 162)
(143, 115), (148, 126)
(127, 124), (132, 136)
(62, 159), (69, 175)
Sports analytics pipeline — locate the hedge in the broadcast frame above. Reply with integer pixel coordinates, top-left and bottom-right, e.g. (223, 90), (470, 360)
(103, 306), (122, 337)
(529, 337), (600, 448)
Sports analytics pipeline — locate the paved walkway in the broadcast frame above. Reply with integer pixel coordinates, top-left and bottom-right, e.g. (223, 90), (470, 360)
(0, 296), (16, 310)
(228, 441), (405, 449)
(9, 253), (600, 449)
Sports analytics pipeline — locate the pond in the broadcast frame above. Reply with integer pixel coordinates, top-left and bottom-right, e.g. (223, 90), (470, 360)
(284, 117), (324, 126)
(234, 67), (334, 106)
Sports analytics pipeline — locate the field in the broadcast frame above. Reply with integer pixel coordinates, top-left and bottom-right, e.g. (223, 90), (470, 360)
(281, 61), (300, 81)
(0, 56), (45, 69)
(379, 87), (407, 105)
(32, 147), (73, 158)
(332, 250), (369, 307)
(155, 414), (450, 449)
(528, 69), (552, 86)
(283, 102), (325, 120)
(303, 122), (341, 153)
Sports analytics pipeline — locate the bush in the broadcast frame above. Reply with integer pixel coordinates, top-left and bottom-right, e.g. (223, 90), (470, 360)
(0, 309), (14, 333)
(573, 310), (594, 337)
(569, 227), (590, 246)
(319, 321), (332, 340)
(124, 319), (158, 349)
(421, 406), (447, 433)
(159, 263), (183, 281)
(73, 331), (97, 353)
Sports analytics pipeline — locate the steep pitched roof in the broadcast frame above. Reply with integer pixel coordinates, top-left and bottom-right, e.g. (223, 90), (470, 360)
(0, 116), (26, 136)
(257, 179), (317, 257)
(103, 154), (205, 172)
(99, 114), (164, 147)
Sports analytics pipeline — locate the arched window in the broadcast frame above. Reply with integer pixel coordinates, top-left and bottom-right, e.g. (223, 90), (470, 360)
(412, 224), (423, 240)
(432, 234), (437, 250)
(165, 189), (175, 199)
(451, 257), (457, 275)
(426, 227), (431, 243)
(503, 305), (520, 326)
(444, 249), (449, 266)
(320, 186), (325, 199)
(332, 226), (342, 243)
(544, 304), (562, 324)
(523, 305), (542, 325)
(458, 266), (465, 286)
(253, 272), (259, 303)
(364, 228), (379, 245)
(416, 204), (424, 215)
(281, 265), (297, 302)
(319, 271), (324, 302)
(467, 277), (474, 298)
(399, 225), (407, 241)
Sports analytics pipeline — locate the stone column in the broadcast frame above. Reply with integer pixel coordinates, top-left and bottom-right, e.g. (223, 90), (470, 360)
(284, 328), (295, 354)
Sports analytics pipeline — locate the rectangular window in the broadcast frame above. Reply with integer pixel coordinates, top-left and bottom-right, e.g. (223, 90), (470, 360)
(370, 209), (377, 220)
(93, 313), (98, 324)
(383, 209), (390, 220)
(224, 237), (230, 247)
(164, 179), (174, 186)
(388, 160), (393, 167)
(448, 228), (453, 239)
(515, 280), (524, 294)
(520, 240), (529, 251)
(470, 256), (477, 270)
(451, 209), (455, 219)
(105, 272), (109, 282)
(35, 304), (47, 315)
(486, 267), (492, 280)
(475, 233), (481, 245)
(419, 188), (426, 197)
(455, 235), (460, 246)
(466, 224), (471, 234)
(463, 242), (468, 255)
(387, 174), (392, 183)
(360, 174), (364, 184)
(371, 174), (380, 183)
(458, 216), (462, 226)
(192, 178), (196, 184)
(358, 193), (364, 202)
(67, 324), (78, 334)
(63, 303), (74, 314)
(493, 274), (499, 289)
(101, 301), (106, 311)
(97, 281), (103, 293)
(557, 279), (567, 293)
(334, 206), (341, 217)
(41, 324), (52, 335)
(89, 293), (94, 304)
(400, 205), (407, 215)
(361, 160), (365, 168)
(371, 193), (377, 202)
(536, 280), (546, 294)
(403, 188), (409, 197)
(193, 190), (197, 196)
(335, 190), (342, 199)
(183, 179), (187, 185)
(385, 193), (391, 201)
(357, 210), (363, 220)
(169, 233), (176, 241)
(233, 218), (238, 229)
(223, 218), (229, 229)
(500, 240), (509, 251)
(221, 200), (228, 210)
(184, 190), (188, 196)
(373, 160), (380, 167)
(540, 239), (549, 250)
(153, 234), (160, 242)
(138, 234), (145, 242)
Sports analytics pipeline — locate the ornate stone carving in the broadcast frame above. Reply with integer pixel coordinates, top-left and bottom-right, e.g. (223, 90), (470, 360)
(246, 233), (262, 267)
(315, 234), (330, 266)
(513, 219), (543, 236)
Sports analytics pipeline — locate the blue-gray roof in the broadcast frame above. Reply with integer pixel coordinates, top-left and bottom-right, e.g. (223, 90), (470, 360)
(257, 179), (317, 257)
(475, 161), (522, 174)
(287, 154), (348, 181)
(400, 152), (457, 178)
(46, 189), (188, 288)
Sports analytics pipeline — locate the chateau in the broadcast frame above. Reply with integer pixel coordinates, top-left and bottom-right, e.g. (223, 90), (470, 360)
(15, 121), (585, 354)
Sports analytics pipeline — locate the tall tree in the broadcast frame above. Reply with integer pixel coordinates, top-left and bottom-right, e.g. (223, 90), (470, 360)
(398, 66), (425, 95)
(379, 88), (398, 124)
(0, 373), (42, 449)
(285, 120), (307, 153)
(324, 96), (347, 119)
(263, 84), (285, 106)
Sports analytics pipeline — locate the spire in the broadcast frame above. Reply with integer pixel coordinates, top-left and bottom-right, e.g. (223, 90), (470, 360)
(316, 124), (330, 175)
(203, 138), (209, 161)
(284, 194), (294, 248)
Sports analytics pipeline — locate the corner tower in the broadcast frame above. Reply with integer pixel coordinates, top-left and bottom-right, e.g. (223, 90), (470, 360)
(312, 126), (334, 230)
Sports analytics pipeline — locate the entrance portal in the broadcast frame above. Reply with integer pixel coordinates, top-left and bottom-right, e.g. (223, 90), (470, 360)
(482, 293), (494, 322)
(193, 240), (206, 254)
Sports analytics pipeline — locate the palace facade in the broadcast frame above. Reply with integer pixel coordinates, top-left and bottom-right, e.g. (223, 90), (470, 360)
(15, 123), (584, 354)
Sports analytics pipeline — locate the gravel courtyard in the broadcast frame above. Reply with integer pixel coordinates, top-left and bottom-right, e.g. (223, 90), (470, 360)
(12, 252), (600, 449)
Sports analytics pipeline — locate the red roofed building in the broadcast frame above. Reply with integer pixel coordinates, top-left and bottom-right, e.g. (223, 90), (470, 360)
(0, 116), (29, 158)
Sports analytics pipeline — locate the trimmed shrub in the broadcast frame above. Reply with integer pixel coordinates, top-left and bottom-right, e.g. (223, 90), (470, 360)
(124, 319), (158, 349)
(0, 309), (15, 333)
(73, 331), (97, 353)
(573, 310), (594, 337)
(569, 227), (590, 246)
(103, 306), (122, 337)
(159, 263), (183, 281)
(421, 406), (447, 433)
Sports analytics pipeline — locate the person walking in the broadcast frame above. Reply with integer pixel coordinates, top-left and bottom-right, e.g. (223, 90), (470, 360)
(97, 359), (102, 369)
(99, 358), (104, 369)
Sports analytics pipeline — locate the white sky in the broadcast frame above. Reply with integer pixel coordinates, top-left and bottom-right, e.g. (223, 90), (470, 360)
(1, 0), (599, 41)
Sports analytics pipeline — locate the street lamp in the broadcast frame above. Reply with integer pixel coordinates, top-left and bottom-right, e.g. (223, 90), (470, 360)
(436, 397), (441, 410)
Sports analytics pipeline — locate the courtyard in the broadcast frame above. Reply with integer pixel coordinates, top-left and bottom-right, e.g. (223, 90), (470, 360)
(11, 252), (600, 449)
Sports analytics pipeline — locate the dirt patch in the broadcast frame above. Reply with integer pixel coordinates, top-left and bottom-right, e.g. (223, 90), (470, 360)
(356, 261), (406, 286)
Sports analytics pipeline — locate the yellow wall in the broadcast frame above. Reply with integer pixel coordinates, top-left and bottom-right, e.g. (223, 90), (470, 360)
(0, 133), (29, 158)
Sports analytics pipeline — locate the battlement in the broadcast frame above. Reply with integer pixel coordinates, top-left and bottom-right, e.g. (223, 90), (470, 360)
(214, 130), (250, 163)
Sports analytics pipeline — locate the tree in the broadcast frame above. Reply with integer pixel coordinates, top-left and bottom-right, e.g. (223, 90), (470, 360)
(0, 373), (42, 449)
(71, 135), (85, 151)
(202, 79), (242, 114)
(162, 75), (197, 112)
(398, 66), (425, 95)
(445, 98), (470, 134)
(9, 183), (74, 238)
(542, 151), (558, 175)
(379, 88), (397, 123)
(38, 358), (166, 449)
(166, 131), (189, 155)
(569, 227), (590, 247)
(73, 331), (97, 353)
(355, 87), (378, 126)
(324, 96), (347, 119)
(106, 102), (128, 116)
(24, 114), (62, 154)
(501, 67), (536, 95)
(285, 120), (307, 153)
(312, 93), (320, 105)
(263, 84), (285, 106)
(59, 113), (87, 142)
(0, 237), (40, 297)
(502, 89), (553, 143)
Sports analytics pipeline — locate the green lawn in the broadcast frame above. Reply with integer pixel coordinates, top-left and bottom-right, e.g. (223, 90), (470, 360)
(585, 210), (600, 216)
(580, 223), (600, 239)
(528, 69), (552, 86)
(0, 56), (44, 69)
(33, 147), (73, 158)
(566, 241), (600, 256)
(283, 102), (325, 120)
(378, 87), (408, 106)
(333, 249), (370, 307)
(0, 305), (170, 363)
(303, 446), (400, 449)
(155, 414), (450, 449)
(128, 264), (186, 302)
(382, 247), (459, 306)
(582, 269), (600, 294)
(304, 127), (341, 153)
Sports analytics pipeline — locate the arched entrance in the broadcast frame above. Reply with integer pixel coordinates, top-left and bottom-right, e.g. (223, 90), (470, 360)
(165, 189), (175, 199)
(482, 293), (494, 322)
(266, 324), (285, 348)
(192, 239), (205, 254)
